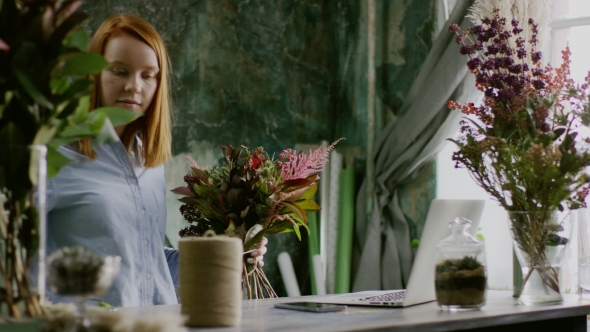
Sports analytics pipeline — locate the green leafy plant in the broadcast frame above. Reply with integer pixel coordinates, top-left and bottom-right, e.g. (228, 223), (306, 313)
(0, 0), (139, 319)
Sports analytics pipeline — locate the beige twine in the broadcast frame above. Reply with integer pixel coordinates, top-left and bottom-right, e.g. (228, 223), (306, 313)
(179, 231), (243, 327)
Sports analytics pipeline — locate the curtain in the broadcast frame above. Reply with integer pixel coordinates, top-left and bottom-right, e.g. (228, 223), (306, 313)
(353, 0), (480, 291)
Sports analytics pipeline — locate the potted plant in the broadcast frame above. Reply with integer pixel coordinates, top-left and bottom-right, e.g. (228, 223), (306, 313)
(0, 0), (138, 319)
(435, 256), (487, 308)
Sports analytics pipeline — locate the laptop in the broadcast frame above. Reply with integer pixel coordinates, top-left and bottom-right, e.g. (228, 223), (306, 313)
(312, 199), (485, 307)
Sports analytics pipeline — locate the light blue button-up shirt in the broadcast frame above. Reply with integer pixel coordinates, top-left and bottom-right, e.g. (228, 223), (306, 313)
(45, 138), (179, 307)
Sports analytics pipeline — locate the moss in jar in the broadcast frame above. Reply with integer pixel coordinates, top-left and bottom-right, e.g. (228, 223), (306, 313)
(48, 246), (105, 296)
(435, 256), (486, 306)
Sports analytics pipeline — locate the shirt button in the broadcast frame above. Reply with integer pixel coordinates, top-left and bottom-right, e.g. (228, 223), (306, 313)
(129, 151), (135, 156)
(131, 179), (137, 184)
(145, 273), (151, 280)
(140, 209), (146, 214)
(143, 239), (149, 245)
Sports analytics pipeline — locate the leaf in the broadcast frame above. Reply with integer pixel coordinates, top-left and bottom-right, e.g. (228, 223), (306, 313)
(56, 100), (79, 120)
(244, 224), (265, 251)
(170, 186), (195, 197)
(57, 52), (108, 77)
(13, 69), (53, 110)
(58, 123), (96, 139)
(91, 117), (119, 147)
(301, 182), (318, 200)
(97, 301), (114, 309)
(71, 95), (90, 123)
(296, 218), (310, 236)
(463, 117), (487, 134)
(64, 29), (90, 51)
(192, 167), (208, 182)
(93, 107), (141, 127)
(58, 110), (107, 139)
(47, 145), (73, 179)
(292, 223), (301, 241)
(55, 0), (83, 27)
(46, 12), (90, 58)
(553, 128), (566, 140)
(447, 138), (463, 147)
(263, 219), (288, 234)
(561, 133), (575, 151)
(51, 76), (70, 95)
(55, 78), (93, 105)
(281, 201), (308, 224)
(293, 199), (321, 212)
(525, 97), (535, 112)
(283, 174), (318, 192)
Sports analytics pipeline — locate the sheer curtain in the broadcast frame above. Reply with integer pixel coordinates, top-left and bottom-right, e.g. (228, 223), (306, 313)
(353, 0), (481, 291)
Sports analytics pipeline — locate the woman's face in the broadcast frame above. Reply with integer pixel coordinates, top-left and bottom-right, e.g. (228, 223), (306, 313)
(99, 33), (159, 115)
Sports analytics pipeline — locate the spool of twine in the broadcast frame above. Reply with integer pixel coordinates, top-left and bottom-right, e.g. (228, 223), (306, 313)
(179, 231), (243, 326)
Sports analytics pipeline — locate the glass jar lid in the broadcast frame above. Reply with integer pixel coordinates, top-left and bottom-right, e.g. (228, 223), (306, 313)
(437, 217), (484, 253)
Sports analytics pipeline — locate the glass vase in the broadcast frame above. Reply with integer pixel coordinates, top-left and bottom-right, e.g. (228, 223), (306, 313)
(508, 210), (572, 306)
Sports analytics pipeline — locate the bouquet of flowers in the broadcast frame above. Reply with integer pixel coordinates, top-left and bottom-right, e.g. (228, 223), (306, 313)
(448, 9), (590, 301)
(172, 139), (342, 298)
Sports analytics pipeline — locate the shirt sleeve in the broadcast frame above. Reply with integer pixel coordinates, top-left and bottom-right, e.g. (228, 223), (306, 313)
(164, 247), (180, 286)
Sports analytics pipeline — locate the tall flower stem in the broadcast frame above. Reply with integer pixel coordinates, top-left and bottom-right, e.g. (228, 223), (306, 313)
(0, 196), (44, 318)
(510, 210), (567, 301)
(242, 262), (277, 299)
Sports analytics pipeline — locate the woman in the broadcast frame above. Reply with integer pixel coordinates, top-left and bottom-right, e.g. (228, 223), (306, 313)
(46, 15), (265, 307)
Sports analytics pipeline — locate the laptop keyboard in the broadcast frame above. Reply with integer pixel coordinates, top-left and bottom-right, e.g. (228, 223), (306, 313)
(357, 290), (406, 303)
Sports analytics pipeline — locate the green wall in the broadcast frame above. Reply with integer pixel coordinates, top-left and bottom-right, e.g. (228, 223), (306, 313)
(81, 0), (438, 296)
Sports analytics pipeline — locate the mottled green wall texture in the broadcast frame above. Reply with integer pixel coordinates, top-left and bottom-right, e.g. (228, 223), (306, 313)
(80, 0), (438, 296)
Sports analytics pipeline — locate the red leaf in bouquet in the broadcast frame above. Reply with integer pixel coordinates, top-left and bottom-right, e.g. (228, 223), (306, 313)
(170, 186), (195, 197)
(282, 174), (318, 192)
(191, 167), (208, 183)
(286, 182), (318, 201)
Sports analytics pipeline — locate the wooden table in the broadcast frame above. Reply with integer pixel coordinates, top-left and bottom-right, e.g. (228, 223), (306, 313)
(120, 290), (590, 332)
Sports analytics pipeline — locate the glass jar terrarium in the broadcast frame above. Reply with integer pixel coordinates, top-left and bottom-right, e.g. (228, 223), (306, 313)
(435, 217), (487, 310)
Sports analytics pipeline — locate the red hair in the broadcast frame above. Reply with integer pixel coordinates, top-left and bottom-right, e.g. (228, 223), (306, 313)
(79, 14), (172, 167)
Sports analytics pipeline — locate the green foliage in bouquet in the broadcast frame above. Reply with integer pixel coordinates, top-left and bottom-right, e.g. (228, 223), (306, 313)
(173, 140), (342, 298)
(0, 0), (138, 318)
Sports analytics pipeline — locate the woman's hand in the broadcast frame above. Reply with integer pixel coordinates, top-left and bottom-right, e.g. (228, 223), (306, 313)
(246, 237), (268, 267)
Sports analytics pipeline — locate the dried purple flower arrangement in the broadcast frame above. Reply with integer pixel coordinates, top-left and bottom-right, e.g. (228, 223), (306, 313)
(447, 9), (590, 300)
(172, 139), (342, 298)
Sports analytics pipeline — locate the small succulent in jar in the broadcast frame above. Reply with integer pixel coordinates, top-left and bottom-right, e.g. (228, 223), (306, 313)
(48, 246), (105, 296)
